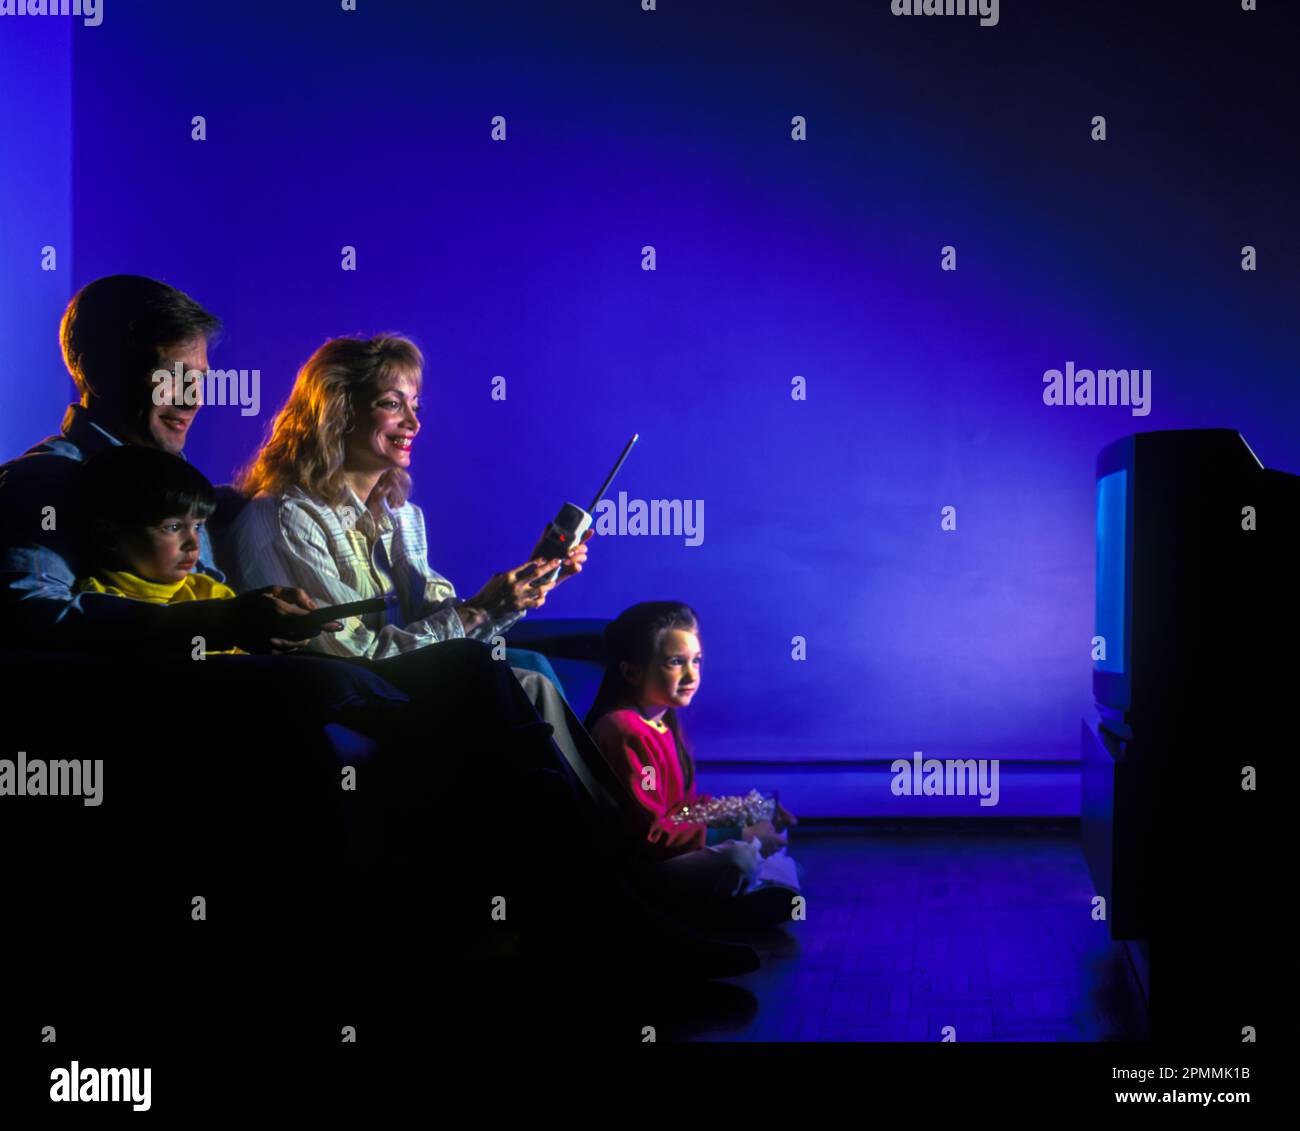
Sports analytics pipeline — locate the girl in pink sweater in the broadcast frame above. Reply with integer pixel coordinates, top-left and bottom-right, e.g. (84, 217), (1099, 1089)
(585, 601), (797, 862)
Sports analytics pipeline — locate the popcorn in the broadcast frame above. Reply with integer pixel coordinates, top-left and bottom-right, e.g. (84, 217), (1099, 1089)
(667, 789), (775, 828)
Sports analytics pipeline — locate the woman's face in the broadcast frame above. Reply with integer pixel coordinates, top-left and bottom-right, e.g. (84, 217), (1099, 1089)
(343, 371), (421, 474)
(624, 627), (702, 712)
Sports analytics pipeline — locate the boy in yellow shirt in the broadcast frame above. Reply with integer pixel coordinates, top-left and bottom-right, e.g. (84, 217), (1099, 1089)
(75, 445), (243, 652)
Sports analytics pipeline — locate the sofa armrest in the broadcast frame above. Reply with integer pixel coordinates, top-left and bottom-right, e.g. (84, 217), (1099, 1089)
(503, 617), (608, 662)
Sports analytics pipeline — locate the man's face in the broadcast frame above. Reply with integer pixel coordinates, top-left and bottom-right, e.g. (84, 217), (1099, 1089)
(138, 337), (208, 454)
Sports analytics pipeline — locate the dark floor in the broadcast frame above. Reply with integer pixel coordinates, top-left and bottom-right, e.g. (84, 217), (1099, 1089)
(678, 826), (1150, 1042)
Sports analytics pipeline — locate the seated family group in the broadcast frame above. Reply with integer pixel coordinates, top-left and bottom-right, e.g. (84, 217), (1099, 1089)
(0, 274), (801, 978)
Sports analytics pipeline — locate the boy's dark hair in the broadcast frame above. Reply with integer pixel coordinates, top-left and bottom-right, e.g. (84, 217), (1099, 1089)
(584, 600), (701, 789)
(60, 275), (222, 403)
(80, 446), (218, 536)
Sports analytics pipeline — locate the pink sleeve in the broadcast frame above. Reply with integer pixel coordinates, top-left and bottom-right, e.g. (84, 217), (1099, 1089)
(593, 717), (705, 853)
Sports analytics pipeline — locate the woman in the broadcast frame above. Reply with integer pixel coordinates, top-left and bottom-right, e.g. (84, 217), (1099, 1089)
(227, 334), (619, 810)
(231, 334), (581, 659)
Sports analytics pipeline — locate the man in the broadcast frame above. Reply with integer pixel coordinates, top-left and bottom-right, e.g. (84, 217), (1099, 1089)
(0, 274), (326, 654)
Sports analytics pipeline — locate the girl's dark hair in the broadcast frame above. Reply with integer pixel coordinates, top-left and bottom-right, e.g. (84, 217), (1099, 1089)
(584, 601), (701, 789)
(80, 445), (217, 542)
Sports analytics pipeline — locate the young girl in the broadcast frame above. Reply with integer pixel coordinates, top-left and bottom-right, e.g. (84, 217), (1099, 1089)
(585, 601), (801, 922)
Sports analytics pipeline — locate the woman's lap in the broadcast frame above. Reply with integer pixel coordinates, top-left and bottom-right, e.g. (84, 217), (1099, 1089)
(503, 647), (566, 700)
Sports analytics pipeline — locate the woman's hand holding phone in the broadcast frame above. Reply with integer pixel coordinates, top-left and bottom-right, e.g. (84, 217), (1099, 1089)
(527, 526), (594, 587)
(460, 556), (563, 624)
(558, 528), (594, 581)
(456, 524), (596, 630)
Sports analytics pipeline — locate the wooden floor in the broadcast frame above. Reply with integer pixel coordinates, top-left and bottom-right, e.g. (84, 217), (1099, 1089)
(682, 825), (1150, 1042)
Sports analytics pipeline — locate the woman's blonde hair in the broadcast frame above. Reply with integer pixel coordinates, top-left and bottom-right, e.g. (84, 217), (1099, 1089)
(238, 334), (423, 508)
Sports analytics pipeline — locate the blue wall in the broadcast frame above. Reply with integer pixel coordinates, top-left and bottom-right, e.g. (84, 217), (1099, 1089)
(6, 0), (1294, 772)
(0, 15), (72, 456)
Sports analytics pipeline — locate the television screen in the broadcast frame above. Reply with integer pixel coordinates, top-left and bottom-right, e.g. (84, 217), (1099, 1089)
(1095, 469), (1127, 675)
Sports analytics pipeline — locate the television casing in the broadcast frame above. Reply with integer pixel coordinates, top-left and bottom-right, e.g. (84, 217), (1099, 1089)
(1081, 429), (1294, 1038)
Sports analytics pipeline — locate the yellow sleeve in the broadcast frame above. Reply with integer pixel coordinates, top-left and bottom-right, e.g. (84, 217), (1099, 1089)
(187, 573), (239, 601)
(181, 574), (246, 652)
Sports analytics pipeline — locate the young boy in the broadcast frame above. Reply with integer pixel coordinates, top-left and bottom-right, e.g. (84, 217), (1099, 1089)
(75, 445), (242, 652)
